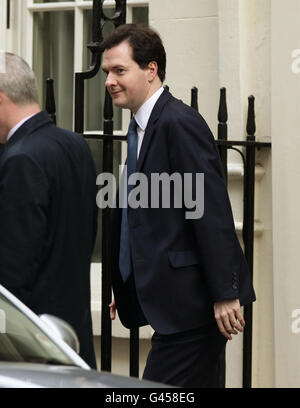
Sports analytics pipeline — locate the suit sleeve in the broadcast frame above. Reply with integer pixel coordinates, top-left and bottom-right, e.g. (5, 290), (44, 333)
(168, 107), (247, 302)
(0, 154), (49, 304)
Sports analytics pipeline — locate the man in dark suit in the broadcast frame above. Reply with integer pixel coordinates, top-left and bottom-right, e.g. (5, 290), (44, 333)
(101, 24), (256, 387)
(0, 52), (97, 368)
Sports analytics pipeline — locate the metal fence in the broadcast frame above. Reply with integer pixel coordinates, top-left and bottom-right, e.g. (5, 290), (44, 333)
(45, 0), (271, 388)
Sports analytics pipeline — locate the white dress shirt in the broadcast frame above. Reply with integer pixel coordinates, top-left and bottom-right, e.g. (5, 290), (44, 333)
(7, 114), (36, 142)
(119, 87), (165, 208)
(134, 87), (164, 158)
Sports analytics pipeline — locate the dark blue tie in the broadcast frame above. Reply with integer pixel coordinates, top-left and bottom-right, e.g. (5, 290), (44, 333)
(119, 117), (138, 282)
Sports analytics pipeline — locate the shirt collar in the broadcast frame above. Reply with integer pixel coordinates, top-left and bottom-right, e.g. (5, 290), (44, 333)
(134, 87), (164, 131)
(7, 113), (37, 142)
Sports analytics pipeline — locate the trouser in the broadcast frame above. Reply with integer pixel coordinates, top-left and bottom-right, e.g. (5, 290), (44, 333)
(143, 322), (227, 388)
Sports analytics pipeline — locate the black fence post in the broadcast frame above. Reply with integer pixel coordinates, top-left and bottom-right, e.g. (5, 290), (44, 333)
(129, 113), (139, 377)
(217, 87), (228, 388)
(45, 78), (56, 125)
(100, 88), (114, 372)
(191, 87), (199, 112)
(242, 95), (256, 388)
(217, 87), (228, 183)
(6, 0), (10, 29)
(130, 328), (139, 378)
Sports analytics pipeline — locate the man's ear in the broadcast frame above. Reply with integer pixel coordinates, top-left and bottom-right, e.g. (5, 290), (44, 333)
(147, 61), (158, 82)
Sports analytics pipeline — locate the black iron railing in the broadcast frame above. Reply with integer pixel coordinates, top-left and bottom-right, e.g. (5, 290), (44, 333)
(216, 89), (270, 388)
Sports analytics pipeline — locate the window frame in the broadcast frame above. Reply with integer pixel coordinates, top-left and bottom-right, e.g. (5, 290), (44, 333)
(20, 0), (148, 134)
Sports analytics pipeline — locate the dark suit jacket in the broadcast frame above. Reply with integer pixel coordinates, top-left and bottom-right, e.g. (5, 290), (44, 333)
(111, 90), (256, 335)
(0, 111), (98, 368)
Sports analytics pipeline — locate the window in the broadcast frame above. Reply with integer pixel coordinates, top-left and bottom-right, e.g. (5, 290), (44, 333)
(27, 0), (149, 132)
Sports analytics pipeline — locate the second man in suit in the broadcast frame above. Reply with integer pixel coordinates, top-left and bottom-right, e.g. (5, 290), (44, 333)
(101, 24), (256, 387)
(0, 52), (97, 368)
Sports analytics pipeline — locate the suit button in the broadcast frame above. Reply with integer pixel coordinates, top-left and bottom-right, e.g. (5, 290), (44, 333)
(232, 283), (238, 290)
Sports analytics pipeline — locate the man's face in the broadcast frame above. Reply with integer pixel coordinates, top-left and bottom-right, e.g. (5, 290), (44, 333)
(102, 41), (152, 114)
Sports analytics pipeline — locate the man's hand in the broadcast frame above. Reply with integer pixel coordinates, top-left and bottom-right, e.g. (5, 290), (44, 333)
(109, 299), (117, 320)
(214, 299), (245, 340)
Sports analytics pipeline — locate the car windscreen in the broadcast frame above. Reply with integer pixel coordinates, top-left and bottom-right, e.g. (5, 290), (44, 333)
(0, 294), (75, 366)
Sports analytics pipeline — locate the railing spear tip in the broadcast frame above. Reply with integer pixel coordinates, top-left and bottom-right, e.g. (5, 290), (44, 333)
(218, 87), (228, 124)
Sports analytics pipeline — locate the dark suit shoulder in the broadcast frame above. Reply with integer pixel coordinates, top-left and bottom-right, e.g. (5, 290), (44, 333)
(155, 93), (223, 178)
(51, 125), (89, 147)
(31, 123), (90, 152)
(0, 143), (43, 172)
(1, 120), (96, 196)
(159, 93), (214, 138)
(157, 94), (216, 151)
(6, 122), (92, 166)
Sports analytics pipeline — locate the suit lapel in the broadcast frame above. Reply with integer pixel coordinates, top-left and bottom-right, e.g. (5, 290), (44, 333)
(136, 90), (172, 173)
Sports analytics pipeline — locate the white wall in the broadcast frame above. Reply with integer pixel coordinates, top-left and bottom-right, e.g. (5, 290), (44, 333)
(271, 0), (300, 388)
(149, 0), (219, 135)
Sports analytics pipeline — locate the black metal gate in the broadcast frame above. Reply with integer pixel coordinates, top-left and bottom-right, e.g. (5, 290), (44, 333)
(45, 0), (271, 388)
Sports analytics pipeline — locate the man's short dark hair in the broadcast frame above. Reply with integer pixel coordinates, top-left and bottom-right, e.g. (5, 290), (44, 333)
(100, 24), (166, 83)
